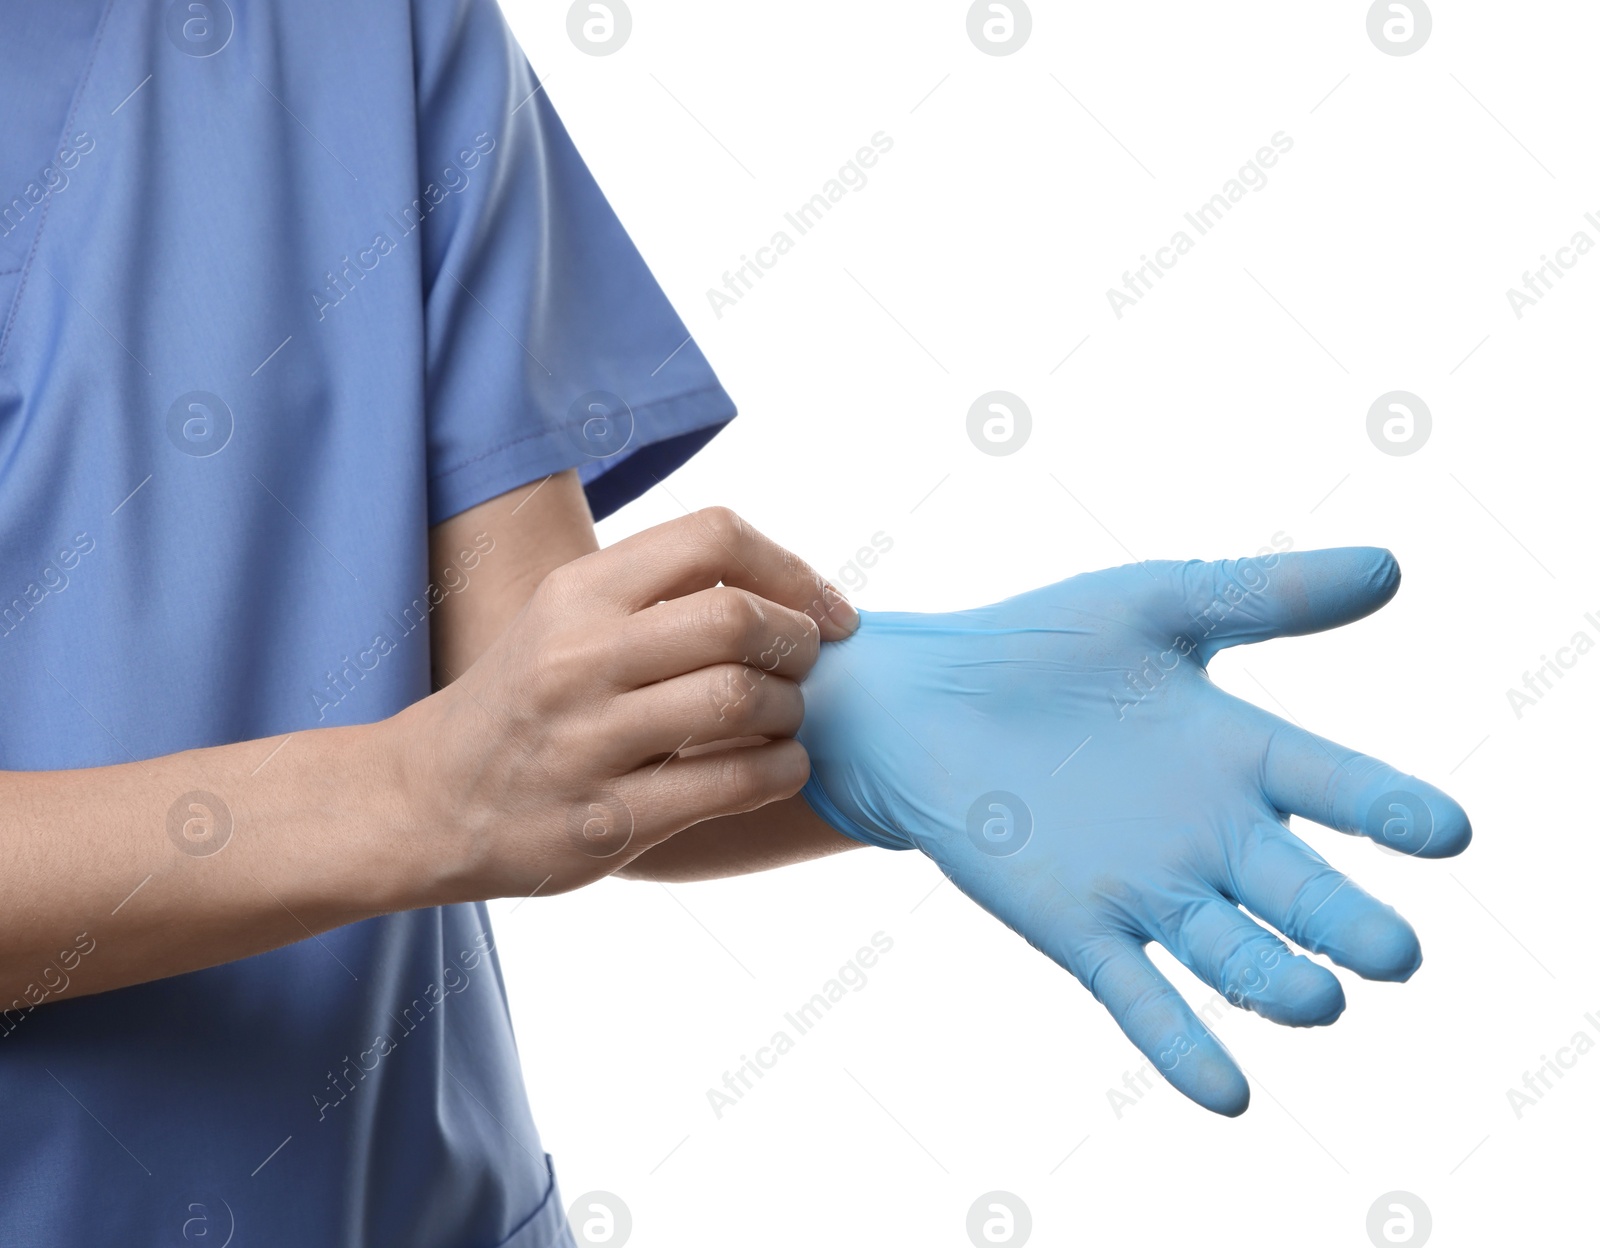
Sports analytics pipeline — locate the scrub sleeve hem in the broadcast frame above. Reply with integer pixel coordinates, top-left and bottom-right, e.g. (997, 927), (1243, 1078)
(426, 385), (736, 526)
(493, 1154), (578, 1248)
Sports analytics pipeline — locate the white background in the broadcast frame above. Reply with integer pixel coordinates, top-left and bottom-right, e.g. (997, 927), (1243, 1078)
(487, 2), (1597, 1244)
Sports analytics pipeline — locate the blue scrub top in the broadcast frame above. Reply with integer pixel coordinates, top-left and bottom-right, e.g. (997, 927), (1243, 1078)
(0, 1), (734, 1243)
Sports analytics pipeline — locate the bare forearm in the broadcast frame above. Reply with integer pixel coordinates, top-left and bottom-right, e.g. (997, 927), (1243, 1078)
(614, 789), (860, 882)
(0, 719), (443, 1005)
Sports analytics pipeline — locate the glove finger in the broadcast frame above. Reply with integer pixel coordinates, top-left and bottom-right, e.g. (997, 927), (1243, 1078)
(1064, 931), (1250, 1117)
(1152, 547), (1400, 664)
(1158, 894), (1344, 1027)
(1229, 823), (1423, 982)
(1254, 712), (1472, 858)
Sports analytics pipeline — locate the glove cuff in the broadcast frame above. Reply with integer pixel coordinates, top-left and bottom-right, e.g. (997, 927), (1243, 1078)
(799, 773), (916, 851)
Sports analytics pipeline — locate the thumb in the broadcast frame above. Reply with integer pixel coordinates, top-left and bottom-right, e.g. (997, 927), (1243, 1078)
(1156, 546), (1400, 663)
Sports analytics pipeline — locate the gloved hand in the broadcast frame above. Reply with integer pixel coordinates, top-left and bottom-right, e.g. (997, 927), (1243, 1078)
(797, 547), (1470, 1115)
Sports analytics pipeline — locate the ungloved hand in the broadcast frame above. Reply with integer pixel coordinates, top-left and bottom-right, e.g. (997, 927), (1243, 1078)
(797, 547), (1469, 1115)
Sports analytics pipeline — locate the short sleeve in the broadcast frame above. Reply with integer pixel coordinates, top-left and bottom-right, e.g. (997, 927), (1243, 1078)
(410, 0), (734, 525)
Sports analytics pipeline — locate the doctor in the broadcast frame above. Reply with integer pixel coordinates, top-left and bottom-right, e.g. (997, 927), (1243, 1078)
(0, 2), (1468, 1245)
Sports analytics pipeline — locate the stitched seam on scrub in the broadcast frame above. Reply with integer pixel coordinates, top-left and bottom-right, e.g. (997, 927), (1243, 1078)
(489, 1153), (564, 1247)
(0, 0), (119, 371)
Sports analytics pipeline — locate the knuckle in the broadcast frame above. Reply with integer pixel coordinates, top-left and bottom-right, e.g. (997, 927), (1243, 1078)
(693, 589), (760, 655)
(1331, 755), (1392, 826)
(715, 750), (768, 810)
(775, 738), (809, 785)
(751, 627), (808, 677)
(777, 542), (818, 593)
(795, 582), (836, 632)
(536, 633), (603, 699)
(695, 505), (745, 548)
(1122, 981), (1175, 1025)
(728, 585), (763, 617)
(1285, 869), (1342, 934)
(707, 663), (763, 730)
(798, 606), (823, 646)
(1217, 936), (1269, 1003)
(766, 678), (805, 737)
(540, 558), (587, 607)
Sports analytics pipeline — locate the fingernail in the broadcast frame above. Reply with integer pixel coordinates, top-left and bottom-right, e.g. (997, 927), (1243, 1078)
(823, 583), (860, 634)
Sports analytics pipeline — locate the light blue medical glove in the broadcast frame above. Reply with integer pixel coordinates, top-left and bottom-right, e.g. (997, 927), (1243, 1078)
(798, 548), (1470, 1115)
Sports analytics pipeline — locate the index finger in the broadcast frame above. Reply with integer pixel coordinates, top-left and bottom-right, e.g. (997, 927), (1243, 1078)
(583, 506), (860, 641)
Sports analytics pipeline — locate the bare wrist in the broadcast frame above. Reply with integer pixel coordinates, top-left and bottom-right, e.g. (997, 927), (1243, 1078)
(366, 704), (484, 909)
